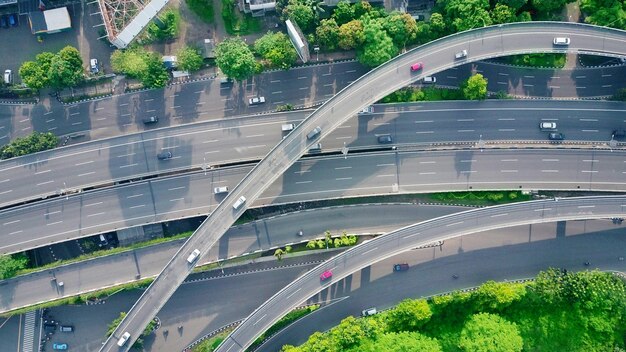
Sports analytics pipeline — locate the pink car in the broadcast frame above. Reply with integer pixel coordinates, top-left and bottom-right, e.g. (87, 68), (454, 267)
(320, 270), (333, 281)
(410, 62), (423, 71)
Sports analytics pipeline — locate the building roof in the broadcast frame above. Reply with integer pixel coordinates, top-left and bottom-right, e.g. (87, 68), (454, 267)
(202, 39), (216, 59)
(110, 0), (170, 48)
(43, 7), (71, 32)
(29, 12), (47, 34)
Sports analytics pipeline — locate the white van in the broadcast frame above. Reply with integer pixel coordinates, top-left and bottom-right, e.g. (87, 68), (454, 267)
(233, 196), (246, 210)
(361, 307), (377, 317)
(213, 186), (229, 194)
(282, 123), (295, 132)
(186, 249), (201, 263)
(117, 332), (131, 347)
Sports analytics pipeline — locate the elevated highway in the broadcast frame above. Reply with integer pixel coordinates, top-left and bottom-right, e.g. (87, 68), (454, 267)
(101, 22), (626, 351)
(218, 195), (626, 351)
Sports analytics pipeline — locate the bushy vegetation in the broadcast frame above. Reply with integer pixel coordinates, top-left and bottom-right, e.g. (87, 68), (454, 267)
(221, 0), (262, 35)
(215, 38), (259, 81)
(177, 46), (205, 72)
(0, 131), (58, 159)
(306, 231), (359, 250)
(0, 254), (29, 280)
(581, 0), (625, 29)
(186, 0), (214, 23)
(254, 31), (298, 69)
(282, 270), (626, 352)
(430, 191), (531, 205)
(380, 86), (465, 103)
(110, 47), (170, 88)
(503, 53), (567, 68)
(144, 9), (180, 43)
(19, 46), (84, 90)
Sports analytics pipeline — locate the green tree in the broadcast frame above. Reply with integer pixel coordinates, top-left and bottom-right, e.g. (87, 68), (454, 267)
(0, 132), (59, 159)
(19, 61), (47, 90)
(496, 0), (527, 11)
(110, 48), (149, 78)
(353, 0), (373, 19)
(358, 331), (442, 352)
(490, 3), (517, 24)
(382, 13), (418, 47)
(474, 281), (526, 310)
(580, 0), (625, 28)
(141, 53), (170, 88)
(215, 38), (257, 81)
(57, 46), (83, 71)
(458, 313), (523, 352)
(284, 0), (316, 31)
(532, 0), (574, 17)
(48, 55), (82, 88)
(316, 18), (340, 50)
(330, 316), (367, 350)
(333, 0), (355, 25)
(338, 20), (365, 50)
(0, 254), (28, 280)
(146, 9), (180, 42)
(254, 31), (298, 69)
(387, 298), (433, 332)
(357, 19), (397, 67)
(443, 0), (493, 31)
(463, 73), (488, 100)
(177, 46), (204, 72)
(428, 12), (447, 37)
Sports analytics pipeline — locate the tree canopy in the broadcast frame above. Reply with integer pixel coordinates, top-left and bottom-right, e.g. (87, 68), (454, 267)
(215, 38), (258, 81)
(177, 46), (204, 72)
(19, 46), (84, 90)
(463, 73), (488, 100)
(0, 132), (58, 159)
(110, 47), (169, 88)
(254, 31), (298, 69)
(458, 313), (523, 352)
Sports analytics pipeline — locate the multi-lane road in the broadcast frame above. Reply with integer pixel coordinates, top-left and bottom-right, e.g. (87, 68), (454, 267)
(219, 195), (626, 351)
(2, 147), (626, 254)
(102, 22), (626, 351)
(1, 99), (624, 212)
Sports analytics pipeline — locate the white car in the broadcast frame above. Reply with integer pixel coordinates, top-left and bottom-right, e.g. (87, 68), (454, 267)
(117, 332), (131, 347)
(248, 96), (266, 105)
(553, 37), (570, 46)
(358, 106), (374, 114)
(540, 122), (557, 130)
(186, 249), (201, 263)
(3, 69), (12, 85)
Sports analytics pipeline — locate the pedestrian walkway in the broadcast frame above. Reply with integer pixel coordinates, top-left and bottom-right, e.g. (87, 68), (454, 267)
(21, 310), (36, 352)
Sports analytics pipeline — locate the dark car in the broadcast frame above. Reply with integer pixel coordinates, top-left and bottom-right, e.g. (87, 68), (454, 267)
(143, 116), (158, 124)
(157, 151), (172, 160)
(0, 16), (7, 28)
(393, 263), (409, 272)
(377, 135), (393, 144)
(8, 14), (17, 27)
(548, 132), (565, 141)
(612, 129), (625, 139)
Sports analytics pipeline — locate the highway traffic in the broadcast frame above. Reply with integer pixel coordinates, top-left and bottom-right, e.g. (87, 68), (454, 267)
(1, 99), (624, 209)
(2, 148), (626, 254)
(101, 22), (626, 351)
(219, 195), (626, 351)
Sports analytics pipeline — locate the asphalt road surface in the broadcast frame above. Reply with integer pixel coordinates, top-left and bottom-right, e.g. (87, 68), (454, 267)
(0, 204), (464, 313)
(64, 22), (626, 350)
(7, 219), (622, 352)
(2, 148), (626, 254)
(2, 60), (625, 146)
(1, 99), (624, 209)
(219, 195), (626, 351)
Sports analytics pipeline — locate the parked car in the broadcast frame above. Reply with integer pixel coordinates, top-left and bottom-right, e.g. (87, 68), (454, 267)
(143, 116), (158, 124)
(157, 151), (172, 160)
(60, 325), (74, 332)
(8, 14), (17, 27)
(220, 77), (233, 85)
(52, 343), (68, 350)
(539, 122), (557, 130)
(410, 62), (423, 71)
(248, 96), (265, 105)
(320, 270), (333, 281)
(548, 132), (565, 141)
(361, 307), (378, 316)
(377, 135), (393, 144)
(0, 16), (7, 28)
(393, 263), (409, 272)
(3, 69), (12, 85)
(612, 129), (625, 139)
(90, 58), (99, 74)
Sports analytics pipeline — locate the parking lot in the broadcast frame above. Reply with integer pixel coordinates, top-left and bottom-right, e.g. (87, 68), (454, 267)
(0, 1), (113, 85)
